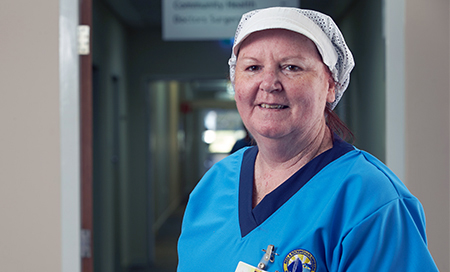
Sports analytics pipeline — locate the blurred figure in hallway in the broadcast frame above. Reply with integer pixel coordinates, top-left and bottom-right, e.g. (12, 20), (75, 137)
(230, 124), (254, 154)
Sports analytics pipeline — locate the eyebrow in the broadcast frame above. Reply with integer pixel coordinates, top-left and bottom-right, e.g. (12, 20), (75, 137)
(237, 55), (307, 63)
(280, 55), (307, 62)
(237, 56), (259, 62)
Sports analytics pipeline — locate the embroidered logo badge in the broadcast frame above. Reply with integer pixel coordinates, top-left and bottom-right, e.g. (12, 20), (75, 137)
(283, 249), (317, 272)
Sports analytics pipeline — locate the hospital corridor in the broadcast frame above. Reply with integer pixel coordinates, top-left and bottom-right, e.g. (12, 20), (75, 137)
(1, 0), (449, 271)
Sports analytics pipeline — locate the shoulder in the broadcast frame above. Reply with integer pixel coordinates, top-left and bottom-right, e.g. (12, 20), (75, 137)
(202, 146), (250, 177)
(189, 146), (252, 196)
(317, 148), (423, 224)
(314, 148), (427, 237)
(330, 148), (413, 199)
(316, 149), (436, 271)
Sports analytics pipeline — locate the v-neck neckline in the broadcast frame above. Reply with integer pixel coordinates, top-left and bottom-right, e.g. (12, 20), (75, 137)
(238, 135), (354, 237)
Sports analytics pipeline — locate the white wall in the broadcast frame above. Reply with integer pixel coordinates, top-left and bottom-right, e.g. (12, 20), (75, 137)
(404, 0), (450, 270)
(0, 0), (64, 271)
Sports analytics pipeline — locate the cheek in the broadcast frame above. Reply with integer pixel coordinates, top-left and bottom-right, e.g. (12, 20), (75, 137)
(233, 79), (253, 103)
(233, 81), (254, 121)
(289, 81), (327, 116)
(233, 85), (244, 104)
(302, 76), (332, 104)
(234, 90), (249, 116)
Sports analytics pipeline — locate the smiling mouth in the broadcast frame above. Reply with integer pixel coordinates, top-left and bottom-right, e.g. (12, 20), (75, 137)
(260, 103), (288, 109)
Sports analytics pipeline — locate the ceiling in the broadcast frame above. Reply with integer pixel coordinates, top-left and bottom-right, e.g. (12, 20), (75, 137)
(101, 0), (357, 28)
(101, 0), (162, 27)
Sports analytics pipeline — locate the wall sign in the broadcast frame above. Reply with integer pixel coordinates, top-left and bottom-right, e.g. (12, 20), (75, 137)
(163, 0), (300, 40)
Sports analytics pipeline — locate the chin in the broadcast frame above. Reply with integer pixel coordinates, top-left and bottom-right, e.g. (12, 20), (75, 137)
(253, 127), (291, 141)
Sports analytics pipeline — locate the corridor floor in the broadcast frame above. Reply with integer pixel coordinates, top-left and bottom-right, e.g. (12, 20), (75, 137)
(150, 205), (185, 272)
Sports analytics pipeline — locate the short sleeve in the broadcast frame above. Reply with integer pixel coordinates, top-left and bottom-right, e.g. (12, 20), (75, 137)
(335, 197), (438, 271)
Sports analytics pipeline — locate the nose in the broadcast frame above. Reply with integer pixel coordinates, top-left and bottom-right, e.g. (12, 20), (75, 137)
(260, 69), (282, 93)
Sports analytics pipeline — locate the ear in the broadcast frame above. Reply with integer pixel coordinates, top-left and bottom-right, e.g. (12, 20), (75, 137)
(326, 76), (336, 104)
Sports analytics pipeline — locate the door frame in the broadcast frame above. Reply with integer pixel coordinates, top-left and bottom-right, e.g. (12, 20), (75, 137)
(80, 0), (94, 271)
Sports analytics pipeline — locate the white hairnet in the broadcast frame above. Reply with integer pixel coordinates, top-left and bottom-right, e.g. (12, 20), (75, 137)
(228, 7), (355, 109)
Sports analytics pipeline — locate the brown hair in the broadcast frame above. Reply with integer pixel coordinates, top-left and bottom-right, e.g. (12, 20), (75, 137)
(325, 104), (354, 143)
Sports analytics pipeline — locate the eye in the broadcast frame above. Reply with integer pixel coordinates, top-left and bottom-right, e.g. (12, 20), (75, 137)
(284, 65), (301, 72)
(246, 65), (261, 72)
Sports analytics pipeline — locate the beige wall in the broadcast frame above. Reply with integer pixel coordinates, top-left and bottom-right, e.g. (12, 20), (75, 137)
(0, 0), (62, 271)
(404, 0), (450, 271)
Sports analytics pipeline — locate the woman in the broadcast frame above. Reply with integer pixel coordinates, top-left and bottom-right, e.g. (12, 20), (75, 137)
(177, 7), (438, 271)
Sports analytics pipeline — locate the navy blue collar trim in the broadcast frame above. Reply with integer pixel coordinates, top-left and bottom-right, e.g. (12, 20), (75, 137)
(239, 135), (355, 237)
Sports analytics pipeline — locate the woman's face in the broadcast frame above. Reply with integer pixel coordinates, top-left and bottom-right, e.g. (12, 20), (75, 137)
(234, 29), (335, 143)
